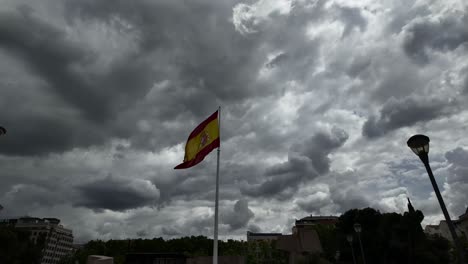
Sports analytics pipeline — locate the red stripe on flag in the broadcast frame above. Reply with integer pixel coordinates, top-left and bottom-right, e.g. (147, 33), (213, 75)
(186, 111), (218, 141)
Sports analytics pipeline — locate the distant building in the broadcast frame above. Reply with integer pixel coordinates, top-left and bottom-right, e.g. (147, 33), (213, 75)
(276, 217), (325, 264)
(424, 208), (468, 241)
(0, 216), (74, 264)
(456, 208), (468, 238)
(245, 215), (333, 263)
(246, 231), (282, 242)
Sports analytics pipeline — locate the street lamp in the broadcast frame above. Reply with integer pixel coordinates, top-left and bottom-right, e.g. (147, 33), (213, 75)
(407, 134), (465, 264)
(353, 223), (366, 264)
(0, 126), (6, 136)
(346, 234), (357, 264)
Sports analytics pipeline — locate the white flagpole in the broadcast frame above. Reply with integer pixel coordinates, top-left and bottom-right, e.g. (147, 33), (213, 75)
(213, 106), (221, 264)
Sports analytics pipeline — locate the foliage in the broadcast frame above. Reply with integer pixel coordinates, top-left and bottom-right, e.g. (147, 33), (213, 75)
(310, 223), (337, 261)
(69, 236), (244, 264)
(67, 236), (290, 264)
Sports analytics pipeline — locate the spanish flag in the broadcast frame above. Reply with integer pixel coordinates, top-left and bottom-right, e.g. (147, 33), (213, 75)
(174, 110), (220, 169)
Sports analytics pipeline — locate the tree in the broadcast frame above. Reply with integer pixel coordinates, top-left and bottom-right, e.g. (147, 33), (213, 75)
(335, 207), (452, 264)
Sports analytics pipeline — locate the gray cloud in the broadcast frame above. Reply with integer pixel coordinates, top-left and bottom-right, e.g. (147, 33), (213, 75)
(242, 128), (348, 198)
(362, 96), (453, 138)
(444, 147), (468, 215)
(403, 12), (468, 64)
(222, 200), (254, 231)
(161, 226), (182, 237)
(338, 6), (367, 37)
(75, 176), (160, 211)
(247, 224), (261, 233)
(136, 230), (148, 237)
(0, 11), (103, 120)
(0, 7), (158, 155)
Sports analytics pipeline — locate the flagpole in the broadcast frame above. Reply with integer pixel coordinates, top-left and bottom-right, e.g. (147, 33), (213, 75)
(213, 106), (221, 264)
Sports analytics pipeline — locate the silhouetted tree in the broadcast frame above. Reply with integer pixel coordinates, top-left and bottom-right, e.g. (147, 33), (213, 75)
(335, 206), (452, 264)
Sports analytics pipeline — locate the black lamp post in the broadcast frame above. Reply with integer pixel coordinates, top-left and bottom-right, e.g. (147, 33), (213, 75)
(354, 223), (366, 264)
(347, 234), (357, 264)
(407, 134), (465, 264)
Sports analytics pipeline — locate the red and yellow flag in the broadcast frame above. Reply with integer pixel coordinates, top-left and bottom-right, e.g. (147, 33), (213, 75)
(174, 111), (220, 169)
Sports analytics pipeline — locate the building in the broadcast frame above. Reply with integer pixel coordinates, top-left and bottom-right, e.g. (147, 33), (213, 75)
(424, 208), (468, 241)
(246, 231), (282, 242)
(276, 218), (325, 264)
(245, 215), (333, 263)
(0, 217), (74, 264)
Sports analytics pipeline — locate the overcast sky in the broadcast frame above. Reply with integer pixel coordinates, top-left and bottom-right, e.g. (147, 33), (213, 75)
(0, 0), (467, 243)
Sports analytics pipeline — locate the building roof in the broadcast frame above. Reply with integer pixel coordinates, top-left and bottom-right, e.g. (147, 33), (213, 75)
(247, 231), (282, 236)
(295, 215), (339, 225)
(458, 208), (468, 220)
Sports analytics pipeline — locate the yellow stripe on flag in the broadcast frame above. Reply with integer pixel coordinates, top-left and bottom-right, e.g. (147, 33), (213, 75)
(184, 118), (219, 162)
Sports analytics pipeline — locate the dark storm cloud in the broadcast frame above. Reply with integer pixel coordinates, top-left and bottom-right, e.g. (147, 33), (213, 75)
(241, 128), (348, 198)
(64, 0), (268, 103)
(0, 10), (105, 121)
(222, 200), (254, 231)
(0, 8), (154, 155)
(362, 96), (451, 138)
(75, 176), (160, 211)
(0, 10), (101, 155)
(136, 230), (148, 237)
(338, 6), (367, 37)
(61, 0), (283, 152)
(403, 12), (468, 64)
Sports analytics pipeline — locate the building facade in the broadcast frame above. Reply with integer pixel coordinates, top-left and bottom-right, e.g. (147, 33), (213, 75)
(424, 208), (468, 242)
(246, 231), (282, 242)
(245, 215), (334, 263)
(0, 217), (74, 264)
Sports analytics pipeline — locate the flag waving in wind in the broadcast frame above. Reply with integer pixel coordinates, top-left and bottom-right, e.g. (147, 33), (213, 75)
(174, 110), (220, 169)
